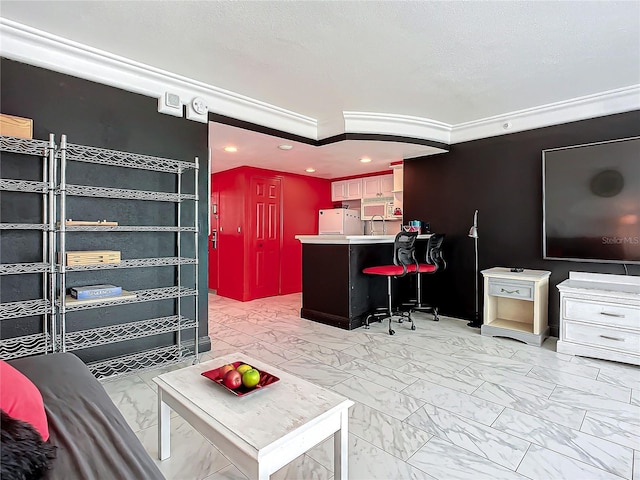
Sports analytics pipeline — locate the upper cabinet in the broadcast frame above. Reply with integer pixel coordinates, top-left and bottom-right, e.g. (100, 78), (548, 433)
(331, 173), (396, 201)
(331, 178), (362, 201)
(362, 174), (394, 199)
(346, 179), (363, 199)
(392, 165), (403, 192)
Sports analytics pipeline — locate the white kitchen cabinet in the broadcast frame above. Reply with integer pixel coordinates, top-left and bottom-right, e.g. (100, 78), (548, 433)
(331, 181), (346, 201)
(392, 165), (403, 192)
(332, 174), (393, 201)
(380, 175), (394, 196)
(557, 272), (640, 366)
(362, 174), (394, 199)
(345, 179), (362, 199)
(331, 179), (362, 201)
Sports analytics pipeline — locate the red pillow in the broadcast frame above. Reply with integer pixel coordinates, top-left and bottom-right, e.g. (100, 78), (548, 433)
(0, 360), (49, 441)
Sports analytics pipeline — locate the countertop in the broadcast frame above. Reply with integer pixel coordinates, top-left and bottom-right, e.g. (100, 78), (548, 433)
(481, 267), (551, 281)
(295, 234), (432, 244)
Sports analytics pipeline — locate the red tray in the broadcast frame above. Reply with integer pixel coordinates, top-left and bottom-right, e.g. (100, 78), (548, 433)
(201, 361), (279, 397)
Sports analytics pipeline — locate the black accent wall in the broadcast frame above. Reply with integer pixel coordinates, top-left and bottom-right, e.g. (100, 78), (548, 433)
(404, 110), (640, 335)
(1, 58), (210, 358)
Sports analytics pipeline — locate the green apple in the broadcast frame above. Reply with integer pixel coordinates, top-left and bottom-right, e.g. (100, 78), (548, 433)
(242, 369), (260, 388)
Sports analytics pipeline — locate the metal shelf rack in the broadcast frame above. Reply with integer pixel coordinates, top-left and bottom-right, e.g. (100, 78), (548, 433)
(0, 262), (51, 275)
(64, 225), (197, 232)
(57, 286), (198, 312)
(65, 257), (197, 271)
(57, 134), (199, 379)
(0, 333), (52, 361)
(87, 344), (191, 379)
(61, 315), (197, 352)
(0, 135), (56, 359)
(1, 134), (200, 379)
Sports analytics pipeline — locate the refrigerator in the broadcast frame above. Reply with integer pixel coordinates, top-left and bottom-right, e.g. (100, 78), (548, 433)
(318, 209), (363, 235)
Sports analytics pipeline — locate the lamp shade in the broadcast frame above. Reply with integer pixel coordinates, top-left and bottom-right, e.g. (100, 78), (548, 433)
(468, 210), (479, 238)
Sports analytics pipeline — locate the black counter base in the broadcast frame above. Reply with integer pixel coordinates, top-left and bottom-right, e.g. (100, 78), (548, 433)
(301, 243), (393, 332)
(300, 308), (367, 330)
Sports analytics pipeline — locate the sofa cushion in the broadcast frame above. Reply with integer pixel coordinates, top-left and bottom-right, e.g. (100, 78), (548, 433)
(0, 360), (50, 441)
(8, 353), (164, 480)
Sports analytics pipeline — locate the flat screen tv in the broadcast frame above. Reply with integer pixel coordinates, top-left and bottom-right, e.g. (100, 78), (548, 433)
(543, 136), (640, 264)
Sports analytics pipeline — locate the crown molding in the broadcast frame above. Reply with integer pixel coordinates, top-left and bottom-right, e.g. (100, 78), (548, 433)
(1, 19), (638, 148)
(342, 112), (451, 144)
(0, 19), (317, 138)
(451, 85), (640, 144)
(316, 112), (451, 144)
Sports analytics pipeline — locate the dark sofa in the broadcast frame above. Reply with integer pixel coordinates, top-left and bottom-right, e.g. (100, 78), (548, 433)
(8, 353), (164, 480)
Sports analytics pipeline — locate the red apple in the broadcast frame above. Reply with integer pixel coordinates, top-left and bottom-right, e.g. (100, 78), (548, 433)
(218, 364), (235, 377)
(223, 370), (242, 390)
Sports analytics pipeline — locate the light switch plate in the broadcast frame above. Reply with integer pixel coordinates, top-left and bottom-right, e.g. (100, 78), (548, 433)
(157, 92), (183, 117)
(166, 93), (181, 108)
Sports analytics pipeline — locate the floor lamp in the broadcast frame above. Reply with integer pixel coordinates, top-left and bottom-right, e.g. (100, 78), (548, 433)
(467, 210), (481, 328)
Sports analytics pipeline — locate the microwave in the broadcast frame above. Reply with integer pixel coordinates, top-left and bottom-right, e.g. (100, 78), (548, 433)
(361, 197), (395, 220)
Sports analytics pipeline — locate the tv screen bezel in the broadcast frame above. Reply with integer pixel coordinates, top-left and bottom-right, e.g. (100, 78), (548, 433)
(542, 135), (640, 265)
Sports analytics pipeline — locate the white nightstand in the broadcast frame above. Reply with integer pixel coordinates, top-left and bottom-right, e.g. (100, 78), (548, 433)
(481, 267), (551, 346)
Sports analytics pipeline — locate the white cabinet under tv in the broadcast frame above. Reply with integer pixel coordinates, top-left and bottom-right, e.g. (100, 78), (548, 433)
(557, 272), (640, 366)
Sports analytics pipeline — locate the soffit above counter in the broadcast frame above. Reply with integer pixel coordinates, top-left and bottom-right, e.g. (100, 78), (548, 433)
(295, 234), (432, 245)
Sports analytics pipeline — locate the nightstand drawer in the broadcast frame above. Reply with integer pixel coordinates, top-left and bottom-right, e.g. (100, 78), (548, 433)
(488, 279), (534, 301)
(564, 298), (640, 330)
(564, 321), (640, 355)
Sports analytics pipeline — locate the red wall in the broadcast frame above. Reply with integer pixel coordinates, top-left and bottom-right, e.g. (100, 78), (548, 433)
(213, 169), (247, 300)
(279, 170), (334, 293)
(212, 167), (332, 300)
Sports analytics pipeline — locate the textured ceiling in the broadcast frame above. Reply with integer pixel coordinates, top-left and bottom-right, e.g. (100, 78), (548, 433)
(1, 1), (639, 177)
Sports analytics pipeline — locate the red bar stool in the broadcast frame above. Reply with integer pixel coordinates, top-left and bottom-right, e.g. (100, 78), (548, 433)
(363, 231), (419, 335)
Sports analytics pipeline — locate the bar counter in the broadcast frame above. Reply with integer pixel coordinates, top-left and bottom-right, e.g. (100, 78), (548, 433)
(295, 234), (431, 330)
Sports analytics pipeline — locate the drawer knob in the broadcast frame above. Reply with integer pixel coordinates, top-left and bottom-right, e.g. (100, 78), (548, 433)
(599, 335), (625, 342)
(500, 288), (520, 294)
(600, 312), (625, 318)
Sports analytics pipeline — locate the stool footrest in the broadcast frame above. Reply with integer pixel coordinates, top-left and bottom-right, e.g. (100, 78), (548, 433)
(364, 307), (416, 334)
(405, 303), (439, 321)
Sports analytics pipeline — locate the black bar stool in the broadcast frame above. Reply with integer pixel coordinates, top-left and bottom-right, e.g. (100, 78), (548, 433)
(411, 233), (446, 321)
(362, 231), (419, 335)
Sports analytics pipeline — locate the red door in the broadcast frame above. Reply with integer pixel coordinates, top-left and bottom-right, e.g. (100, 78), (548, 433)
(249, 176), (281, 299)
(208, 191), (219, 290)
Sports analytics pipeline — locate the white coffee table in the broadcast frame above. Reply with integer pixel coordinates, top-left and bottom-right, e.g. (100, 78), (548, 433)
(153, 353), (354, 480)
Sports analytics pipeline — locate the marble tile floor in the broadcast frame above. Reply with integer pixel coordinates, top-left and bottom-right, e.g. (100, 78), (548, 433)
(101, 293), (640, 480)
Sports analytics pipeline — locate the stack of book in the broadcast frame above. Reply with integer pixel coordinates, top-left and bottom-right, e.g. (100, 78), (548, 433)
(67, 285), (136, 305)
(62, 251), (121, 266)
(70, 284), (122, 300)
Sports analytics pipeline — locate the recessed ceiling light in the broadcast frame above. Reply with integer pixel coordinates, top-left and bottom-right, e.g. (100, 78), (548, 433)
(278, 144), (293, 150)
(360, 157), (372, 163)
(305, 168), (316, 173)
(224, 146), (237, 153)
